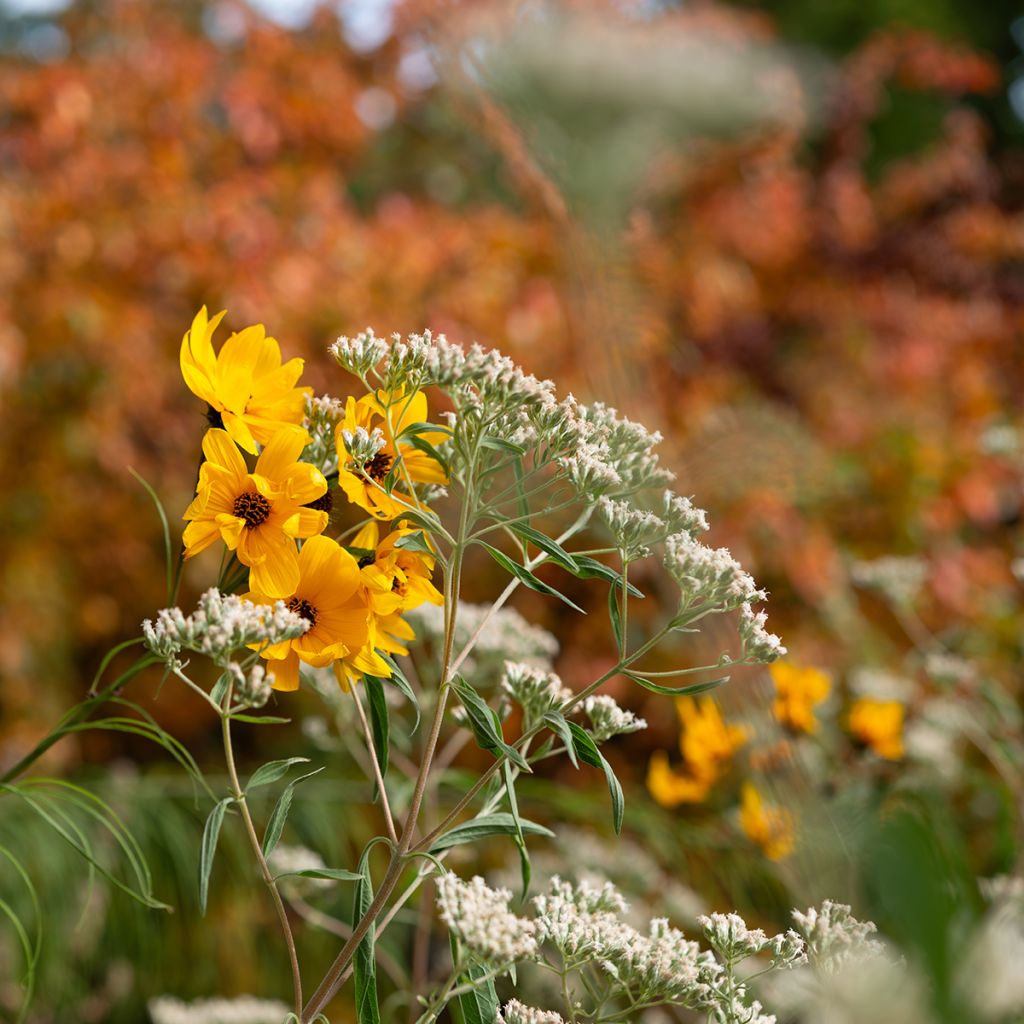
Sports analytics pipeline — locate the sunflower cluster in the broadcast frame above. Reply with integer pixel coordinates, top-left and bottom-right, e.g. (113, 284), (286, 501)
(178, 308), (446, 693)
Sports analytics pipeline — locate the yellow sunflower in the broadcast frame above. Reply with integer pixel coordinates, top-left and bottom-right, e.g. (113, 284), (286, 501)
(182, 426), (328, 597)
(351, 520), (443, 616)
(335, 386), (448, 520)
(848, 699), (904, 760)
(180, 306), (311, 454)
(248, 536), (372, 692)
(770, 662), (830, 735)
(740, 782), (796, 861)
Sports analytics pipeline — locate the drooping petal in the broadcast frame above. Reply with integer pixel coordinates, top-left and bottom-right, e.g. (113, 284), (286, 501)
(221, 410), (259, 455)
(179, 307), (225, 404)
(297, 536), (359, 603)
(245, 530), (301, 599)
(281, 507), (329, 539)
(268, 651), (301, 692)
(255, 425), (311, 483)
(214, 512), (245, 550)
(351, 521), (380, 550)
(202, 428), (248, 482)
(182, 519), (221, 558)
(280, 463), (327, 506)
(215, 324), (275, 413)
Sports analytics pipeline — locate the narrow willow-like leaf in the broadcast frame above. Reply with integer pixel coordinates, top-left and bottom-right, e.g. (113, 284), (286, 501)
(429, 812), (554, 853)
(479, 434), (526, 455)
(451, 677), (530, 771)
(449, 931), (500, 1024)
(365, 675), (390, 780)
(608, 585), (625, 655)
(567, 723), (625, 834)
(503, 760), (531, 897)
(542, 710), (579, 768)
(128, 467), (174, 603)
(262, 767), (325, 857)
(247, 757), (311, 791)
(273, 867), (363, 883)
(405, 433), (450, 476)
(353, 845), (380, 1024)
(397, 420), (453, 438)
(199, 797), (233, 914)
(230, 713), (291, 725)
(505, 522), (579, 573)
(393, 530), (433, 554)
(622, 670), (729, 697)
(368, 659), (420, 733)
(478, 542), (585, 614)
(570, 555), (645, 597)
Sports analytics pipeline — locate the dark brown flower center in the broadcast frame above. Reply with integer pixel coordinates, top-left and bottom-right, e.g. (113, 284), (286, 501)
(357, 553), (376, 569)
(287, 596), (318, 627)
(366, 451), (393, 482)
(305, 489), (333, 514)
(391, 575), (407, 596)
(233, 490), (271, 528)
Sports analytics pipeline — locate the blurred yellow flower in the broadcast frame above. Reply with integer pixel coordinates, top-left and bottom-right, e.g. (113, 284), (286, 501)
(848, 699), (905, 760)
(247, 535), (371, 692)
(335, 386), (448, 520)
(352, 519), (443, 616)
(678, 696), (748, 781)
(182, 427), (328, 598)
(646, 751), (712, 806)
(180, 306), (311, 454)
(770, 661), (830, 734)
(740, 782), (795, 861)
(646, 697), (748, 809)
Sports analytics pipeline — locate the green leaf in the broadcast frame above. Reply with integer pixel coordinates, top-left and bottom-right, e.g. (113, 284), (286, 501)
(572, 555), (644, 597)
(450, 930), (500, 1024)
(478, 542), (586, 614)
(480, 435), (526, 455)
(405, 433), (450, 476)
(398, 421), (453, 439)
(451, 676), (531, 771)
(365, 676), (390, 781)
(506, 522), (579, 573)
(247, 757), (311, 791)
(354, 845), (380, 1024)
(128, 467), (174, 604)
(429, 812), (555, 854)
(541, 710), (579, 768)
(375, 653), (420, 731)
(622, 671), (729, 697)
(608, 585), (625, 655)
(230, 714), (291, 725)
(503, 761), (531, 897)
(199, 797), (233, 915)
(393, 530), (433, 554)
(393, 507), (444, 536)
(567, 723), (625, 834)
(273, 867), (363, 883)
(262, 768), (325, 857)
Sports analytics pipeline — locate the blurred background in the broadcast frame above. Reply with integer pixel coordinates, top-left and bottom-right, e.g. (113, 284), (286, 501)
(0, 0), (1023, 1020)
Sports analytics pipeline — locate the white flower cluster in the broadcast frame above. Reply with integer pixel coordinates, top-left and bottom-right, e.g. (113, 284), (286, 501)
(850, 555), (928, 606)
(340, 425), (386, 467)
(303, 392), (345, 475)
(791, 900), (886, 973)
(147, 995), (290, 1024)
(226, 661), (274, 708)
(531, 877), (721, 1006)
(267, 844), (333, 895)
(497, 999), (565, 1024)
(665, 533), (766, 611)
(142, 589), (309, 665)
(699, 912), (805, 968)
(960, 887), (1024, 1021)
(436, 874), (539, 965)
(329, 327), (389, 379)
(662, 490), (710, 536)
(582, 694), (647, 742)
(334, 330), (675, 501)
(407, 602), (558, 677)
(599, 496), (667, 559)
(738, 604), (787, 664)
(501, 661), (572, 725)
